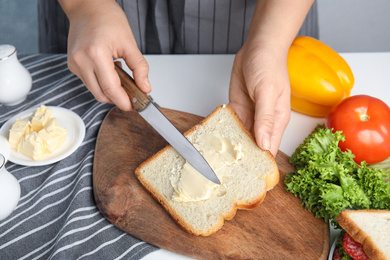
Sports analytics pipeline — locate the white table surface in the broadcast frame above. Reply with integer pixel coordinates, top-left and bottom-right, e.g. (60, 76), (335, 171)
(128, 52), (390, 260)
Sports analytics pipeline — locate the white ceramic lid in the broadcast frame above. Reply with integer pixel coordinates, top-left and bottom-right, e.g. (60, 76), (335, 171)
(0, 44), (16, 60)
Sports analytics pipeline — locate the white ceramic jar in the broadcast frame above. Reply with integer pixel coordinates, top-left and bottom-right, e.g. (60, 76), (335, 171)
(0, 44), (32, 106)
(0, 136), (21, 220)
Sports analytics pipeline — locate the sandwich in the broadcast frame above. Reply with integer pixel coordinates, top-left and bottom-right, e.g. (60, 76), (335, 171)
(334, 209), (390, 260)
(135, 105), (279, 236)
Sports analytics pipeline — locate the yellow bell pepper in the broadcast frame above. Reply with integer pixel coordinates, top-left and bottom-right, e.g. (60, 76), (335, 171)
(287, 36), (354, 117)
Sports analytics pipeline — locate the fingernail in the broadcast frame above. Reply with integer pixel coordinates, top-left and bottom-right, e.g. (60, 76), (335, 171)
(145, 78), (151, 92)
(261, 135), (271, 151)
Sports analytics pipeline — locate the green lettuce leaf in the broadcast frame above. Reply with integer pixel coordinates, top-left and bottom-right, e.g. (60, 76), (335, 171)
(289, 125), (345, 169)
(285, 124), (390, 229)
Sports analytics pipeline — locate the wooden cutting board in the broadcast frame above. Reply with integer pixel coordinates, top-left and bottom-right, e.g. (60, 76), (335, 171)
(93, 107), (329, 259)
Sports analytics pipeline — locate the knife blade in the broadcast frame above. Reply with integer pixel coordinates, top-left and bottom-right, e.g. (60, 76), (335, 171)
(114, 62), (220, 185)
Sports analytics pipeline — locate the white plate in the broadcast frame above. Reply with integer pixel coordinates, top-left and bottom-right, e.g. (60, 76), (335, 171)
(328, 231), (343, 260)
(0, 106), (85, 166)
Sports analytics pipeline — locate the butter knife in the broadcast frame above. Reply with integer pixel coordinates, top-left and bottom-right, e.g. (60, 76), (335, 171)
(114, 63), (220, 185)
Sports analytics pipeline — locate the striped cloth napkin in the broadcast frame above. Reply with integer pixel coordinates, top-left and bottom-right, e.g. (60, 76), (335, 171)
(0, 54), (158, 259)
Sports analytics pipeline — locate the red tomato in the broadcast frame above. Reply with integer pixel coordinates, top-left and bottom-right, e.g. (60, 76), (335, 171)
(326, 95), (390, 164)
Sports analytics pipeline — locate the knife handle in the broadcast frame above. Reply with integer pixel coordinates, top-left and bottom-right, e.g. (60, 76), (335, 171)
(114, 62), (151, 112)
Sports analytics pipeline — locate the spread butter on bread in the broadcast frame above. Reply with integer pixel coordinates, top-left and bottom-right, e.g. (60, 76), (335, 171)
(135, 105), (279, 236)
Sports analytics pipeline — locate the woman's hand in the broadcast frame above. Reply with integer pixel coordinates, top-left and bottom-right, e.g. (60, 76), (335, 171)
(229, 42), (291, 156)
(228, 0), (314, 156)
(59, 0), (151, 111)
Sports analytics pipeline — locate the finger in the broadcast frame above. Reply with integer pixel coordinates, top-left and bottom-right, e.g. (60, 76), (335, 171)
(67, 50), (115, 105)
(228, 65), (255, 131)
(269, 98), (291, 156)
(254, 83), (291, 156)
(253, 83), (277, 153)
(123, 52), (151, 93)
(74, 63), (113, 105)
(94, 53), (132, 111)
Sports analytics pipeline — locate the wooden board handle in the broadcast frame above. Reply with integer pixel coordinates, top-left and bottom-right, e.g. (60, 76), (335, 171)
(114, 62), (151, 112)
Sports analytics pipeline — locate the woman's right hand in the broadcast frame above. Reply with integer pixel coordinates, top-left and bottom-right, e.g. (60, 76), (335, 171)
(59, 0), (151, 111)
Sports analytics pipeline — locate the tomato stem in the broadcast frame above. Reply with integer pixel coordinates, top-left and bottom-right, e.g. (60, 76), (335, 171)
(360, 114), (370, 121)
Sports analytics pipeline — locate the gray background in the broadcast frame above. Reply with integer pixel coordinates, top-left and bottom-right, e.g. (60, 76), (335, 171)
(1, 0), (390, 54)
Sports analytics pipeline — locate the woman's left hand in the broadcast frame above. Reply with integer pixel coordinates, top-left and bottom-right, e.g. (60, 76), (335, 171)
(228, 0), (314, 156)
(228, 41), (291, 157)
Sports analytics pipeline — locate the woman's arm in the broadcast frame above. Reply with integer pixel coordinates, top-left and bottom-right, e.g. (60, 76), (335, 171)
(229, 0), (315, 156)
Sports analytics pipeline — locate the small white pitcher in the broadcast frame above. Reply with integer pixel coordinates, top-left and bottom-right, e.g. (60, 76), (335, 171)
(0, 136), (21, 221)
(0, 44), (32, 106)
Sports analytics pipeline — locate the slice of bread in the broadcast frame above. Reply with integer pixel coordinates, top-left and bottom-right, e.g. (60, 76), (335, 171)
(135, 105), (279, 236)
(337, 209), (390, 260)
